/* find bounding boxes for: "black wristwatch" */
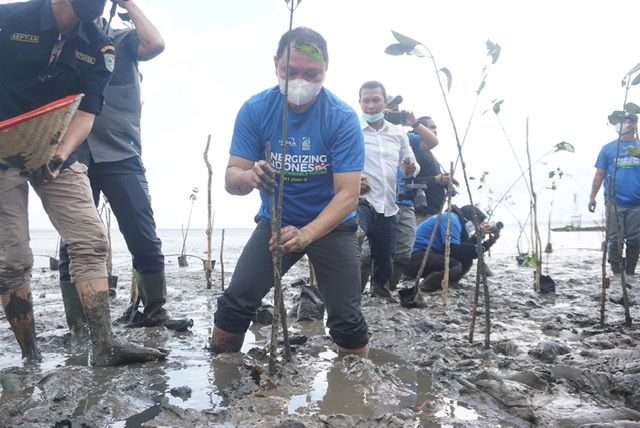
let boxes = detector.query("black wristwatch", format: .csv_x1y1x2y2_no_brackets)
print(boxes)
411,122,420,129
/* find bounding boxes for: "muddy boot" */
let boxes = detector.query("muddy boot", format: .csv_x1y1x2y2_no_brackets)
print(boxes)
625,240,640,276
60,280,89,338
608,242,622,275
388,261,406,291
208,326,245,353
296,284,325,321
136,271,193,331
76,278,168,367
1,286,42,363
371,281,391,298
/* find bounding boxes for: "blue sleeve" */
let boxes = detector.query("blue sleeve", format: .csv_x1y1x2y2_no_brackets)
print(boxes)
408,132,421,152
229,100,263,162
330,110,364,173
594,146,608,170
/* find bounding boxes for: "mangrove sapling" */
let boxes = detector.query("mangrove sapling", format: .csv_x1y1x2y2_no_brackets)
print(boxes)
178,187,198,267
385,31,501,347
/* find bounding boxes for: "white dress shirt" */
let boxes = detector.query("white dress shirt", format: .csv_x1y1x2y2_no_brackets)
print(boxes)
361,118,419,217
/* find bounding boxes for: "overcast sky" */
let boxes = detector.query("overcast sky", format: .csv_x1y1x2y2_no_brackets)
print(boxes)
8,0,640,231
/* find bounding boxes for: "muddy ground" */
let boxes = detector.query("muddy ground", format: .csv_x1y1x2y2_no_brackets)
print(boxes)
1,228,639,427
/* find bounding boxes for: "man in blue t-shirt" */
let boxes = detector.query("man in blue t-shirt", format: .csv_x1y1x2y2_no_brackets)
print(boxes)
211,27,369,356
589,114,640,275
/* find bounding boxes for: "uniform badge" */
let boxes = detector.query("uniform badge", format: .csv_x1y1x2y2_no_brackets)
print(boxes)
104,53,115,72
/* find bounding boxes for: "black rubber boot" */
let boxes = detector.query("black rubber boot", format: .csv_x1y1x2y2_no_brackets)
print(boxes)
608,241,623,275
135,271,193,331
60,280,89,337
388,261,406,291
625,240,640,276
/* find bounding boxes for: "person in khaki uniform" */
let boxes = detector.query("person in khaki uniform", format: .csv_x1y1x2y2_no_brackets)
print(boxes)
0,0,166,366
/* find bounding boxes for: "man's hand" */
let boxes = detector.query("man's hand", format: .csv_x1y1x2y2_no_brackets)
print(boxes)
23,155,64,185
270,226,311,253
253,160,278,194
360,175,371,195
402,158,417,175
588,197,596,213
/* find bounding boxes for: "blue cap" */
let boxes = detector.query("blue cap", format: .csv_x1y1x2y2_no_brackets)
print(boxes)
71,0,107,22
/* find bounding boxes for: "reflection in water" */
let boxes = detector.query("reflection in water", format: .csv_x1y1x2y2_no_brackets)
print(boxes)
287,347,479,425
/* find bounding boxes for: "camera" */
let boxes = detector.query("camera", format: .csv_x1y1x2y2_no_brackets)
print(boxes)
488,221,504,233
385,111,408,125
398,176,428,210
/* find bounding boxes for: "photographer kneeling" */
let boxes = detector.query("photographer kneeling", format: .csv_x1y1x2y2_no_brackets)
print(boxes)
404,205,501,291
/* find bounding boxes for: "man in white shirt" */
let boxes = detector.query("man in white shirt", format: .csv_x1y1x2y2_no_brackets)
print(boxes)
358,81,419,297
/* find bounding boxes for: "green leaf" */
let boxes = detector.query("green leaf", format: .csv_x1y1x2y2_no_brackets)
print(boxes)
627,62,640,76
296,43,324,62
521,254,538,268
486,40,501,64
409,46,427,58
632,74,640,86
439,67,452,92
391,30,421,47
385,43,414,56
554,141,575,153
623,146,640,157
548,171,556,179
608,111,625,125
625,102,640,114
492,99,504,114
476,80,486,95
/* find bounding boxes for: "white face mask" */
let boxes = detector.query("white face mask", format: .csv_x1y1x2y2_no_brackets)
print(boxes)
615,122,634,134
278,76,324,106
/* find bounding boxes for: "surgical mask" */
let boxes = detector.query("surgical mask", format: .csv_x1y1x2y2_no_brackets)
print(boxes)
361,112,384,122
615,123,634,134
277,76,323,106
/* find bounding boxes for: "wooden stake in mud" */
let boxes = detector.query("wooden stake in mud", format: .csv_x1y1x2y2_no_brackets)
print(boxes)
265,141,292,374
220,229,226,291
441,163,455,306
263,0,302,374
203,134,214,289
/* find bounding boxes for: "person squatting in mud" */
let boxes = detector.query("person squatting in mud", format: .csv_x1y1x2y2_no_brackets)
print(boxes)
0,0,166,366
210,27,369,355
57,0,192,334
404,204,501,292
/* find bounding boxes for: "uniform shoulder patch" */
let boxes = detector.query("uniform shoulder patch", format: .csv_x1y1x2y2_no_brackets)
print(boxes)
104,53,115,72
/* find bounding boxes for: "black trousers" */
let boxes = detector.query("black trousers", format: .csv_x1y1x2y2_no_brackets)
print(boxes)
59,156,164,280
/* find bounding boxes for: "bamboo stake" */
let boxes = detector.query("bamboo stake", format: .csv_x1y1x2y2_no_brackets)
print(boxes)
203,134,214,289
220,229,226,291
441,162,455,306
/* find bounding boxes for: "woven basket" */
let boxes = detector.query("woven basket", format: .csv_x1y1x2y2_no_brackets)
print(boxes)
0,94,84,171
